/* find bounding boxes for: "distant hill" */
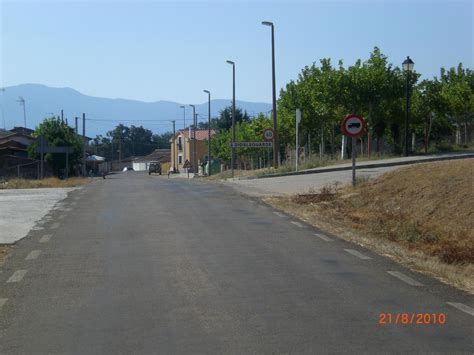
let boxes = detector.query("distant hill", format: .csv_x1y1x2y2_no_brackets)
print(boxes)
0,84,272,137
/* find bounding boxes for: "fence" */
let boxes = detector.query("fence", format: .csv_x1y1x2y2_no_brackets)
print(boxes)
0,160,42,179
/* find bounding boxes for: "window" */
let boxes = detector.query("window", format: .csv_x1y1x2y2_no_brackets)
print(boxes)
178,155,182,164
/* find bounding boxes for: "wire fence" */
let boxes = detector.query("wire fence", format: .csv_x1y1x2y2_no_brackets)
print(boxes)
0,160,41,179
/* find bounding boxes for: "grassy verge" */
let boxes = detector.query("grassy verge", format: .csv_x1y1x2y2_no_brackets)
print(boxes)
1,177,91,189
264,159,474,293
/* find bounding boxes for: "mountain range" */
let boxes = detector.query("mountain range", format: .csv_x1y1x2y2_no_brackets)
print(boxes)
0,84,272,138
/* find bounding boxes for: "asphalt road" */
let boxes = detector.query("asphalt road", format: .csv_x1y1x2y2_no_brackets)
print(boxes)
0,172,472,354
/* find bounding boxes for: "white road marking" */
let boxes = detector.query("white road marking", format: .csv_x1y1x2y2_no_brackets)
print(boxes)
25,250,42,260
273,211,286,218
0,298,7,310
447,302,474,317
291,221,305,228
314,233,333,242
51,222,60,229
7,270,28,283
344,249,372,260
31,226,44,231
387,271,424,287
39,234,52,243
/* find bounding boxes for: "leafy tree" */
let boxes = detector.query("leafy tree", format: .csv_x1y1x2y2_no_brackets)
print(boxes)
213,106,250,130
29,117,83,176
438,64,474,144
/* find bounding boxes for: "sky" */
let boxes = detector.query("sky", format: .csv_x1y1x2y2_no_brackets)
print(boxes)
0,0,472,104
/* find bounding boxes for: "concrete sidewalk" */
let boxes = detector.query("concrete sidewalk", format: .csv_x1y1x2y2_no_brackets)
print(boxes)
0,188,78,244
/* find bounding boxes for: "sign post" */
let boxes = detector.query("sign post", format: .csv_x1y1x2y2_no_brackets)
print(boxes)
296,108,301,172
341,114,366,186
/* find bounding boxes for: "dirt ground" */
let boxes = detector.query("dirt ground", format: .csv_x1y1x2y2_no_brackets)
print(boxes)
265,159,474,293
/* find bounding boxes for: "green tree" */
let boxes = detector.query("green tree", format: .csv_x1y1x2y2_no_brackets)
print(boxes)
29,117,83,176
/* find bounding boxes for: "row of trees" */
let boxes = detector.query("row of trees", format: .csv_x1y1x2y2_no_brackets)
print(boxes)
206,48,473,170
90,125,172,161
28,118,174,176
277,47,473,155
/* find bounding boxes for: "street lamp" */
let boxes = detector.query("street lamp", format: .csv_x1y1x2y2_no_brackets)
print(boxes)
180,105,186,162
262,21,279,168
16,96,27,128
402,56,415,156
226,60,236,177
0,88,6,129
203,90,211,176
189,104,196,175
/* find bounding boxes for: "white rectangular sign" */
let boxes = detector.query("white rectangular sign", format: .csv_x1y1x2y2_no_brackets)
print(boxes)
230,141,273,148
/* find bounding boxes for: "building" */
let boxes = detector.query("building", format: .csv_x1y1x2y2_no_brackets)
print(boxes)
131,149,171,171
0,127,37,178
170,129,216,173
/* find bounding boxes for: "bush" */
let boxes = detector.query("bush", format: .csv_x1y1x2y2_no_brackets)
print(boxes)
435,141,453,152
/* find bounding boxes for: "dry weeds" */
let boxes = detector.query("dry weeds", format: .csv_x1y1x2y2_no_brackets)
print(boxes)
265,159,474,293
2,177,90,189
0,245,10,267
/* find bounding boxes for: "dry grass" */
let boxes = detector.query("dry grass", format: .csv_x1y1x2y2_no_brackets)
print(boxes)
265,159,474,293
2,177,91,189
0,245,10,267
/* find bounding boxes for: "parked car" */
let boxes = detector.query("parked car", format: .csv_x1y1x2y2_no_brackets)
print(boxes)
148,162,162,175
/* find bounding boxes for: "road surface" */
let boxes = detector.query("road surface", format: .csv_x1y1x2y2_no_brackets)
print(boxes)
0,172,472,353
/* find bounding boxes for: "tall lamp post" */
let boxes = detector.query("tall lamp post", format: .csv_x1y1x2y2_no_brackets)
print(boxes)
402,56,414,157
262,21,279,168
189,104,196,175
203,90,211,176
226,60,236,177
16,96,27,128
180,105,186,162
1,88,6,129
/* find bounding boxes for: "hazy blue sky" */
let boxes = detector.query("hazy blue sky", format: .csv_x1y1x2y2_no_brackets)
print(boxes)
1,0,472,104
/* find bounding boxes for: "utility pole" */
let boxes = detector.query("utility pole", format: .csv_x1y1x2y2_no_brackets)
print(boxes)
203,90,211,176
61,109,64,124
75,117,78,134
226,60,236,177
1,88,6,129
82,113,86,176
171,120,176,172
16,96,27,128
189,104,196,175
180,105,186,163
119,127,122,164
194,113,197,176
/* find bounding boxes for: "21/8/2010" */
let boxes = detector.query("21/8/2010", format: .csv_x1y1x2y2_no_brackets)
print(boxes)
379,313,446,325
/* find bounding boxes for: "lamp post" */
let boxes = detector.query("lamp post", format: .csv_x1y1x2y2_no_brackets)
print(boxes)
262,21,279,168
180,105,186,162
402,56,414,157
226,60,236,177
189,104,196,175
203,90,211,176
0,88,6,129
16,96,27,128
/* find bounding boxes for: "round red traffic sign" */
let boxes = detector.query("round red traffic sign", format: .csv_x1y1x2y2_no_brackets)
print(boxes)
341,114,366,137
263,128,274,141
